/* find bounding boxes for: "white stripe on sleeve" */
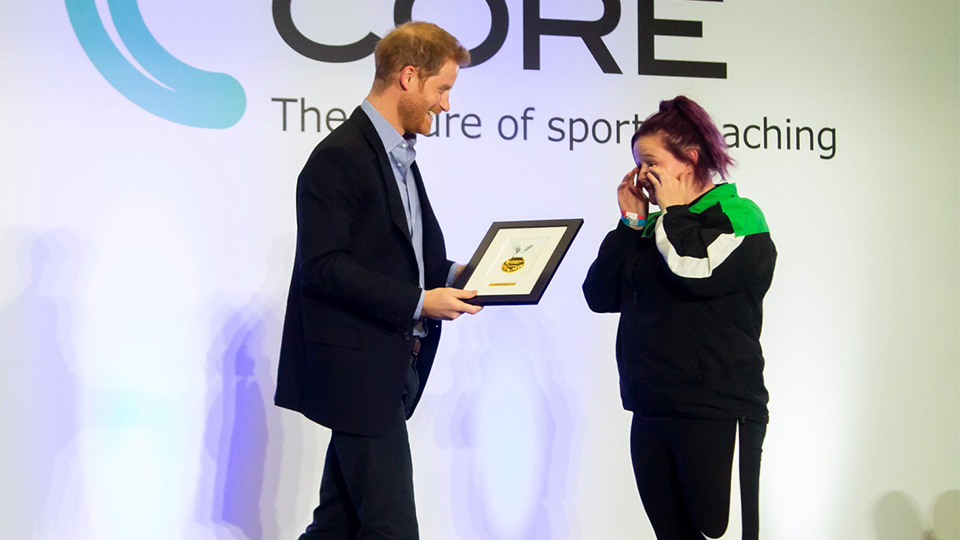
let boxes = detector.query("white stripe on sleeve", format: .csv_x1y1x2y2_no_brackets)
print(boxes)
655,211,743,279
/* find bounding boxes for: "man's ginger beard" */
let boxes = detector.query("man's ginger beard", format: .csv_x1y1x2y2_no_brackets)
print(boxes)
397,79,432,135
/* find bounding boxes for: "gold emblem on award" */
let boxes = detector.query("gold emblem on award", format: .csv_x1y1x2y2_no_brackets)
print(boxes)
502,257,525,272
502,241,534,273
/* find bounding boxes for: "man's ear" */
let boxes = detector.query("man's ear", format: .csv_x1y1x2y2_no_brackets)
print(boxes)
398,65,418,91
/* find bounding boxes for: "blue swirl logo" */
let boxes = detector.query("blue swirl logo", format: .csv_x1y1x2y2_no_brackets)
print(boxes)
65,0,246,129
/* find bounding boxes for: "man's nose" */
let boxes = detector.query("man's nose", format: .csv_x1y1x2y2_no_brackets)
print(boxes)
440,94,450,112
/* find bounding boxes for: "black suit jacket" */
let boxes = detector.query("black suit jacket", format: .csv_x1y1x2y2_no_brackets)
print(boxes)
275,106,451,437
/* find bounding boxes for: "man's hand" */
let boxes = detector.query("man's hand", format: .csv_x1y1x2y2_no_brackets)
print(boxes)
422,288,483,321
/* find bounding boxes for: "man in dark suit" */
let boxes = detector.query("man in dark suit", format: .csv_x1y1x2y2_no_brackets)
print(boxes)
275,21,481,540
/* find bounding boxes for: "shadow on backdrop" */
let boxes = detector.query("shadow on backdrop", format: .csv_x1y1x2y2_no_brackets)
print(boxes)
932,491,959,540
0,229,83,536
198,303,279,539
436,308,578,540
874,490,959,540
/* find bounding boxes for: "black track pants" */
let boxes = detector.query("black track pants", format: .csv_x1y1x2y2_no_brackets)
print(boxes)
630,414,766,540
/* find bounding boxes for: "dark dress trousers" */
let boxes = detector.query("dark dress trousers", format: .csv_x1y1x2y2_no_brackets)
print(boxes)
275,106,451,437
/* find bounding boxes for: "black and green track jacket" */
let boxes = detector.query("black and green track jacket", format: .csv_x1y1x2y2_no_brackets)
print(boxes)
583,183,777,423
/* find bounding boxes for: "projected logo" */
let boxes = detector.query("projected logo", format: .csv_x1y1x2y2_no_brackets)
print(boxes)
274,0,726,78
65,0,246,128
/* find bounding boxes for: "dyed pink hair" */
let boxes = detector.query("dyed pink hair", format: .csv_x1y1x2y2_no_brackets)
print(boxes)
632,96,734,184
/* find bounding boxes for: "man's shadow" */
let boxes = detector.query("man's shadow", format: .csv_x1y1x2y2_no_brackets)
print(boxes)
196,299,286,540
0,229,83,536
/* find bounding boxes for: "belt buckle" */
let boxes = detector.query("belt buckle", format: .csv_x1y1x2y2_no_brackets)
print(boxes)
411,338,421,357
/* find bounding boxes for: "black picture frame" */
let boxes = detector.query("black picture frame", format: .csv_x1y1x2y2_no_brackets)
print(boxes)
452,218,584,305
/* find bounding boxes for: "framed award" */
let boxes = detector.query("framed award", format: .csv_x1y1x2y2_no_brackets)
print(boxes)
452,218,584,305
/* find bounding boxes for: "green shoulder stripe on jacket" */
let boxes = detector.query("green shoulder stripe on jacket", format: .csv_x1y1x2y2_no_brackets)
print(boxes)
718,197,769,236
640,183,769,237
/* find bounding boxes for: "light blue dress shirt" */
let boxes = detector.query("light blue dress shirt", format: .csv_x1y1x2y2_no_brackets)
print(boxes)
361,100,456,329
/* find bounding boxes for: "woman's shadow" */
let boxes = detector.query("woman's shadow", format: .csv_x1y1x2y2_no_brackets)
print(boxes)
873,490,959,540
434,308,580,540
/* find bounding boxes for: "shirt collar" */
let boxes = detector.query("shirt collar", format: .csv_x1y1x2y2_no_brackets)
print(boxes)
361,99,415,155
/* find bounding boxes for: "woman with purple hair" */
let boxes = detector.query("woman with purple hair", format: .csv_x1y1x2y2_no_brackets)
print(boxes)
583,96,777,539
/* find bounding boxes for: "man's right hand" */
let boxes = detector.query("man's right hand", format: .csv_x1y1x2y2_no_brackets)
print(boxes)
422,288,483,321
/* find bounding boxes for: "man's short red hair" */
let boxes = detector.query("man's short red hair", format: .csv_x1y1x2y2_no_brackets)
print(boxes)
373,21,470,88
